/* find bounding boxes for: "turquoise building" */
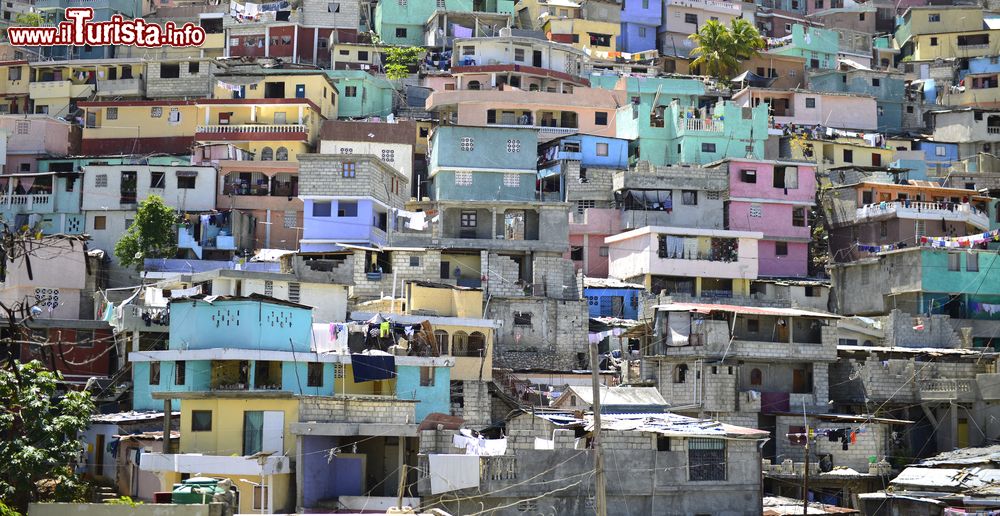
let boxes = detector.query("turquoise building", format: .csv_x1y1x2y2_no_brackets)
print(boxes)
429,125,539,201
590,74,768,165
768,24,839,70
374,0,515,46
0,171,84,235
130,296,453,421
327,71,396,119
808,69,906,134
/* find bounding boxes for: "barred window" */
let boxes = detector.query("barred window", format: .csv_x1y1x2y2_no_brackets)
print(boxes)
455,171,473,186
749,204,762,218
15,120,29,134
460,137,474,151
688,438,726,481
95,174,108,188
106,107,118,120
506,139,521,152
151,107,162,118
576,199,596,214
503,173,520,187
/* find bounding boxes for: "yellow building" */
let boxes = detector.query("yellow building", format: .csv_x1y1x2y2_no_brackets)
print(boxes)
29,59,146,117
543,17,620,55
895,6,1000,61
78,100,199,155
786,136,897,179
0,60,29,114
940,72,1000,108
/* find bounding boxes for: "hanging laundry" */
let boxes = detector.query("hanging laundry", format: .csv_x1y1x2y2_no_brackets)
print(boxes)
350,353,396,382
427,454,479,494
379,321,390,338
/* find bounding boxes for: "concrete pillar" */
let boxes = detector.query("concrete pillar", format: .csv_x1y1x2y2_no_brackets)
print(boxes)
162,399,172,453
950,401,959,450
265,209,272,248
491,208,497,239
295,436,303,510
265,25,270,57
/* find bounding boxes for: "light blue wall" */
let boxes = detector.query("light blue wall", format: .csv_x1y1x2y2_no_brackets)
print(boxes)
430,125,538,171
302,198,386,251
133,360,212,411
395,365,451,422
808,71,905,132
168,299,313,352
960,57,1000,83
576,135,630,169
915,141,960,172
327,71,395,118
432,170,536,201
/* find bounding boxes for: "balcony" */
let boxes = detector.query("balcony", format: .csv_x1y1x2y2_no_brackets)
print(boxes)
196,124,308,140
988,126,1000,134
676,117,724,133
141,452,291,476
117,304,170,333
29,80,94,99
0,193,52,211
417,455,517,493
489,123,578,135
96,77,144,97
855,201,989,230
918,378,976,402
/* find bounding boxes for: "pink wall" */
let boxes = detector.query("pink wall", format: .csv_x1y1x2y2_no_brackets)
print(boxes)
757,240,808,277
566,234,611,278
727,161,817,203
727,201,812,240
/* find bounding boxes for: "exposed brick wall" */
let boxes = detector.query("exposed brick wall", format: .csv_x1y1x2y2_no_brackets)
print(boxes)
298,395,417,424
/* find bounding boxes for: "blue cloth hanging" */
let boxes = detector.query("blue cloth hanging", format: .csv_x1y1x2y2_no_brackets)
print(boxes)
351,354,396,383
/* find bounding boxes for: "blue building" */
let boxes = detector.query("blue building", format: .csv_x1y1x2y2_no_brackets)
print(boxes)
130,295,453,422
429,125,539,202
538,133,631,201
583,277,644,319
958,57,1000,84
0,171,84,235
619,0,661,53
807,69,906,134
297,154,410,252
33,0,145,60
913,139,961,177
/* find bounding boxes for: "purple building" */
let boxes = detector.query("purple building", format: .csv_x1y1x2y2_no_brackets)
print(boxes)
619,0,661,53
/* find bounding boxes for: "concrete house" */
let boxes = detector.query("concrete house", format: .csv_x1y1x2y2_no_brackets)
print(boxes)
318,119,416,189
0,235,94,320
583,277,645,319
448,35,590,93
731,87,878,132
659,0,754,62
216,159,302,251
297,153,409,252
715,158,818,278
767,24,840,70
326,71,395,118
807,68,906,134
619,0,662,53
79,100,199,156
0,170,84,236
80,164,218,262
374,0,515,47
928,108,1000,160
28,59,146,118
894,6,1000,62
541,0,621,55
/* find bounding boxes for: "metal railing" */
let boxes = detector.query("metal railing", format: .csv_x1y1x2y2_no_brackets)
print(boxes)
196,124,307,134
677,118,724,132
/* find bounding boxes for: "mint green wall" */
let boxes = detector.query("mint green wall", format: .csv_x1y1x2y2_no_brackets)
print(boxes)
328,71,395,118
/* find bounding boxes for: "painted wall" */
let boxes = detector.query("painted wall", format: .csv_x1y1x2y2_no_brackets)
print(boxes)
80,165,217,212
168,299,313,352
395,364,450,422
328,71,394,118
756,240,809,277
583,287,642,319
302,198,386,248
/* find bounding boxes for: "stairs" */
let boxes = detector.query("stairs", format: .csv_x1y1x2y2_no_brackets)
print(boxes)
94,485,118,503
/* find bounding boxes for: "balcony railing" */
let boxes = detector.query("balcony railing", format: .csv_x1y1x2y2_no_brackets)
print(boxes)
197,124,307,134
677,118,724,132
856,201,989,229
488,122,578,135
919,378,975,401
0,193,51,208
988,126,1000,134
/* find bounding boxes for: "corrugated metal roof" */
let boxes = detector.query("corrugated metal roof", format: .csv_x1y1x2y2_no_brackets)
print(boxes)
560,386,668,407
653,302,840,319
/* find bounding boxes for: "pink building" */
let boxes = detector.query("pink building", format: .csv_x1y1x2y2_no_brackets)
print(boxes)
567,207,621,278
0,115,80,174
717,158,817,277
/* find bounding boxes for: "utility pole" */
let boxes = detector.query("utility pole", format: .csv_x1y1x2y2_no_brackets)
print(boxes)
589,342,608,516
801,397,809,515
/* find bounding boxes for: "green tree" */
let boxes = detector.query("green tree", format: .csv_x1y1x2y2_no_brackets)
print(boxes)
0,361,94,513
114,195,177,269
383,45,423,81
13,12,44,27
688,18,765,80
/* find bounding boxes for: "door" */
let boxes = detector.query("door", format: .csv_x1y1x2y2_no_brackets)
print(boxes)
792,369,807,393
295,84,305,98
440,261,450,279
262,411,284,454
95,433,105,476
120,171,137,204
958,418,970,448
611,296,624,317
872,153,882,167
532,50,542,67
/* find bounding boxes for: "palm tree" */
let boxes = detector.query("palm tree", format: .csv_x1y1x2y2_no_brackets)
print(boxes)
688,19,738,80
688,18,766,80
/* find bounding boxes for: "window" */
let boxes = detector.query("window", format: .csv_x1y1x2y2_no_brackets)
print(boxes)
689,438,726,481
344,85,357,97
682,190,697,205
7,66,20,81
381,149,395,162
514,48,525,61
749,204,762,218
357,51,369,61
460,137,474,151
936,146,946,157
460,210,477,227
261,147,274,161
570,246,584,261
701,142,716,153
740,169,756,183
175,361,186,385
177,176,196,189
596,142,609,156
747,319,760,332
455,171,473,186
775,241,788,256
507,139,521,153
805,97,816,108
188,61,200,74
252,485,269,511
191,410,212,431
792,207,806,227
275,146,289,161
312,202,332,217
328,1,340,11
657,436,670,451
639,27,647,38
948,253,961,271
879,221,887,237
284,210,297,228
595,112,608,125
600,246,609,257
342,162,356,177
151,106,162,118
307,363,323,387
15,120,28,135
395,27,407,38
930,37,938,46
684,13,698,24
338,201,358,217
106,107,118,120
673,364,688,383
872,78,880,87
160,63,180,78
968,253,979,272
843,149,854,163
514,312,532,326
503,173,521,187
928,13,940,22
420,366,435,386
150,171,165,188
93,216,107,230
149,362,160,384
410,256,420,267
750,368,762,386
